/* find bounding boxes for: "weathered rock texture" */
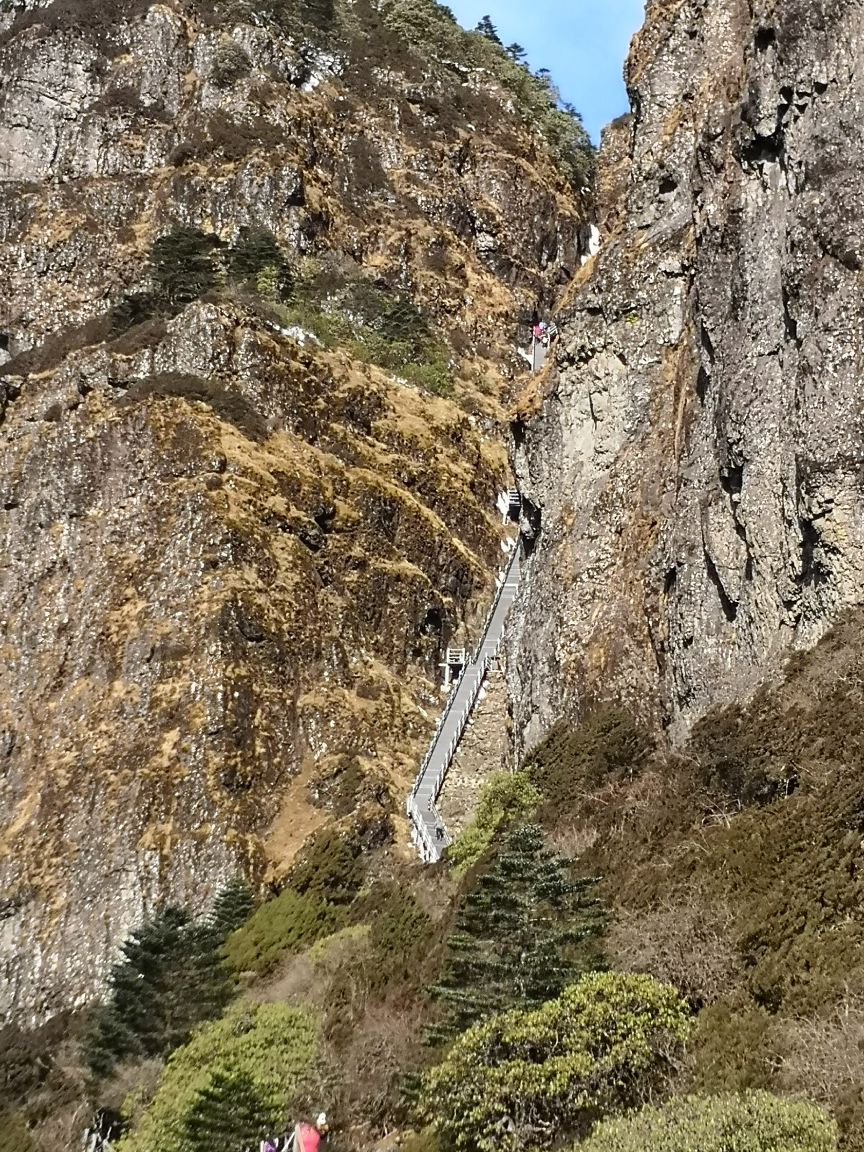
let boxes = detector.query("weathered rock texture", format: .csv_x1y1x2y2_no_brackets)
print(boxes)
0,0,586,1023
512,0,864,746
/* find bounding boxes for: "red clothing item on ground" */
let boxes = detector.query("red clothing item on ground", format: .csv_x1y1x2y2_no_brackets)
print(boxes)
297,1123,322,1152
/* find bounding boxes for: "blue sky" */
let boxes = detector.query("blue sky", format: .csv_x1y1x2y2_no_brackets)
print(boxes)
446,0,646,142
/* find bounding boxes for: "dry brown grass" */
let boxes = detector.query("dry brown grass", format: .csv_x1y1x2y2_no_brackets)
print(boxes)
608,892,742,1010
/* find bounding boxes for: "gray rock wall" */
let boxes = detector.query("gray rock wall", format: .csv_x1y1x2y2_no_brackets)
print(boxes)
511,0,864,745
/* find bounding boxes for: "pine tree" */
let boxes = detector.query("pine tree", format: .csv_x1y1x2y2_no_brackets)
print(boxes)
429,824,604,1043
149,226,220,308
474,14,501,44
206,877,256,939
85,905,236,1076
505,42,527,64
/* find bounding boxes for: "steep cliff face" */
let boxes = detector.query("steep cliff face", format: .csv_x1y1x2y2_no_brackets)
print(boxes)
0,0,587,1023
512,0,864,745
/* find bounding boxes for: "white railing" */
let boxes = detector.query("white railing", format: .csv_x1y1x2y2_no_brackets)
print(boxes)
406,540,522,863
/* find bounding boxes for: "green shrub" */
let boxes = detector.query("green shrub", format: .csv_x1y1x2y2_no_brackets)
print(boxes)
400,356,452,396
419,971,691,1152
381,0,464,58
208,41,251,88
259,0,335,34
578,1091,838,1152
687,1004,781,1094
228,227,292,299
289,828,365,905
117,1001,318,1152
365,882,435,992
225,889,345,975
448,770,540,876
276,261,452,392
377,0,595,189
85,906,236,1078
206,877,256,938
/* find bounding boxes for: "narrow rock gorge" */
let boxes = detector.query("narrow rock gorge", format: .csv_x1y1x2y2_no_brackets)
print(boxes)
8,1,864,1151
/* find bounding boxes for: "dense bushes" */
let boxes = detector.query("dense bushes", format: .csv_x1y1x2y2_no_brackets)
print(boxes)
578,1092,838,1152
149,227,221,308
419,972,691,1152
278,258,452,394
226,830,366,974
229,227,293,299
145,224,293,314
225,889,345,975
117,1001,318,1152
526,707,653,821
377,0,594,188
520,622,864,1146
289,827,365,906
361,881,437,994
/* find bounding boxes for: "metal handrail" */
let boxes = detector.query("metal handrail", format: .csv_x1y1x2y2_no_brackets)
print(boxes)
406,539,522,862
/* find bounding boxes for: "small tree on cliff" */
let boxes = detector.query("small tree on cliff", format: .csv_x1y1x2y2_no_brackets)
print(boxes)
475,14,501,44
205,877,255,938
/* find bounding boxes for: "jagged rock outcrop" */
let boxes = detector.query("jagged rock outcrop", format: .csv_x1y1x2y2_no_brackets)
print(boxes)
0,0,587,1023
512,0,864,745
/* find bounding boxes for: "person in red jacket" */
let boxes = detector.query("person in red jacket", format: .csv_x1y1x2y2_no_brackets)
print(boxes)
291,1112,329,1152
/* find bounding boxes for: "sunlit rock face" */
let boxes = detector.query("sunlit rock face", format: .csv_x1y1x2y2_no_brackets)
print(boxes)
0,0,587,1022
511,0,864,745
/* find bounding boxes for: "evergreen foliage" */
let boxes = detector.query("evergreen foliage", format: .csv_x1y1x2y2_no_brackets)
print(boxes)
447,770,540,877
117,1001,318,1152
149,227,221,308
258,0,335,34
225,889,345,975
419,972,692,1152
578,1091,838,1152
182,1068,274,1152
278,259,452,394
360,881,435,993
526,707,653,820
228,227,293,300
379,0,594,188
85,906,236,1078
430,823,604,1043
147,225,292,313
206,877,256,939
289,828,365,906
474,14,500,43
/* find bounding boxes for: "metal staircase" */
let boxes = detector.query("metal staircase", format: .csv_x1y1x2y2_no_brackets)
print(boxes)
406,539,523,863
